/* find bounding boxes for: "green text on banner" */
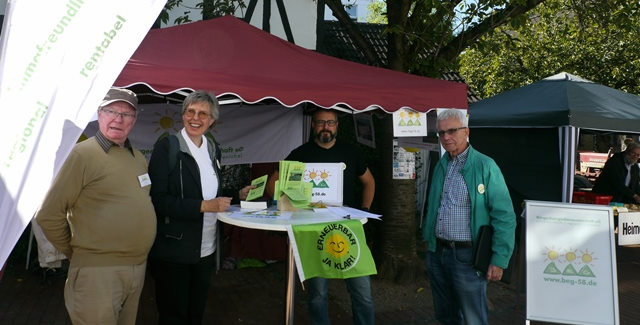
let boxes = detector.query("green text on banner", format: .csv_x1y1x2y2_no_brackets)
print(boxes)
287,219,377,282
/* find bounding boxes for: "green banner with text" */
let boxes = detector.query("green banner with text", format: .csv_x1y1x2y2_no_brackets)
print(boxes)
289,219,376,281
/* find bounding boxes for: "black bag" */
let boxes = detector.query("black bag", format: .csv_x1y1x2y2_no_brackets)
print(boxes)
472,225,517,284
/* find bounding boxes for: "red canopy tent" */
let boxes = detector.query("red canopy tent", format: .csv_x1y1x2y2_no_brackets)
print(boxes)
112,15,468,263
114,15,467,112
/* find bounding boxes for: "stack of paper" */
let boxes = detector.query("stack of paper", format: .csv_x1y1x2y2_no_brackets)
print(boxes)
240,200,267,210
274,160,312,209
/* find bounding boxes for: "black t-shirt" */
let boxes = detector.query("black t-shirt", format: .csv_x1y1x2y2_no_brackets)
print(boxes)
286,140,367,207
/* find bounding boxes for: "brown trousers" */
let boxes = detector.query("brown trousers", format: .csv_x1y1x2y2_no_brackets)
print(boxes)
64,262,146,325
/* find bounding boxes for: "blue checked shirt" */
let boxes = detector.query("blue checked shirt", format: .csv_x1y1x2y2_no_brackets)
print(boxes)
435,147,472,241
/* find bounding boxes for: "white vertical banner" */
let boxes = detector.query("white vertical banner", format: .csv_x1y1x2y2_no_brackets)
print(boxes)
0,0,167,266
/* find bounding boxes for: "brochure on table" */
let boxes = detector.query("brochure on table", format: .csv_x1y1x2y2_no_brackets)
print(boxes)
275,160,312,209
525,201,618,325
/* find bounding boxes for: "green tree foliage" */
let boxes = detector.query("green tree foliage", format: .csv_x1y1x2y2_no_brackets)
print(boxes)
366,0,387,24
157,0,246,25
324,0,545,76
459,0,640,98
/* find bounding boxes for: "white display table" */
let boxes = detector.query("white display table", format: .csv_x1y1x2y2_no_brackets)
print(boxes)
217,207,367,325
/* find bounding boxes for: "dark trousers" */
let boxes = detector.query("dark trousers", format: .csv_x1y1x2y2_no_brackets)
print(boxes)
149,254,214,325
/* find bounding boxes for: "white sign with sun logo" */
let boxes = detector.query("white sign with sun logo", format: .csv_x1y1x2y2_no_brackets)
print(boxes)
525,201,619,325
392,107,427,137
303,163,343,206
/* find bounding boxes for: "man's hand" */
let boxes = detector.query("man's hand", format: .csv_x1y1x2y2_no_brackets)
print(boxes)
239,185,256,200
486,264,504,282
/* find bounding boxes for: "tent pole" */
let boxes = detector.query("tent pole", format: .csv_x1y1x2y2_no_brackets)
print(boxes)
560,126,578,202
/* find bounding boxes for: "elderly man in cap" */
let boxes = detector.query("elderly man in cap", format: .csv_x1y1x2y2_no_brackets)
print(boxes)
37,87,156,325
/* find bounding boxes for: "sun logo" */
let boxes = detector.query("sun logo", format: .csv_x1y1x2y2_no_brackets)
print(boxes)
578,249,597,265
543,246,561,262
564,249,578,263
154,108,181,134
306,169,331,188
326,234,350,258
153,107,182,143
542,246,563,275
577,249,597,277
317,223,361,271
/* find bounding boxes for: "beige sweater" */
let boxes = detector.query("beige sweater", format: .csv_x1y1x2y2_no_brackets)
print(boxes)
36,137,156,268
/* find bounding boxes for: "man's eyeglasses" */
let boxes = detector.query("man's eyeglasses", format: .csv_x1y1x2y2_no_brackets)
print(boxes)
100,108,136,120
437,127,467,137
184,109,211,119
314,120,338,127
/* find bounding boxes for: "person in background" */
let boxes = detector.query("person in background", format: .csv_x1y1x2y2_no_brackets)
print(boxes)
422,109,516,325
267,109,375,325
147,90,252,324
624,137,634,151
592,142,640,204
36,88,155,324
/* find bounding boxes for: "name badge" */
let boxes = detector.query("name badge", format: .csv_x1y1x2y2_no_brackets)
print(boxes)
138,173,152,187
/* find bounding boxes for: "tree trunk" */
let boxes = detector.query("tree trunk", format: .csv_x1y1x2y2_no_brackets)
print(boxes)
386,0,410,71
374,115,423,284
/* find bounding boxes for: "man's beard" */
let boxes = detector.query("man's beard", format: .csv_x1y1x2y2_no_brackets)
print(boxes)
625,154,637,165
315,130,336,144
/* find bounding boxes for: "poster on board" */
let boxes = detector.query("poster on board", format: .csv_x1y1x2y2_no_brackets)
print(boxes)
353,114,376,148
392,140,416,179
525,201,619,325
303,163,343,206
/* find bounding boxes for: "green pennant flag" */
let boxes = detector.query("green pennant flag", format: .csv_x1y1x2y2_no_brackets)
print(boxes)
288,219,377,281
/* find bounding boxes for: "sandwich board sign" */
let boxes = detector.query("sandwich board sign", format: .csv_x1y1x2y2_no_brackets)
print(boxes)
525,201,619,325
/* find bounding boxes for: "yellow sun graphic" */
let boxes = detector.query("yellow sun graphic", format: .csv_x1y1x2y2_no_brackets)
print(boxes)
543,246,561,262
326,234,350,258
154,108,182,133
565,250,577,263
306,169,331,181
579,249,596,265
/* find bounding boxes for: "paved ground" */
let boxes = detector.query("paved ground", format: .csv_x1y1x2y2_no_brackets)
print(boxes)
2,240,640,324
